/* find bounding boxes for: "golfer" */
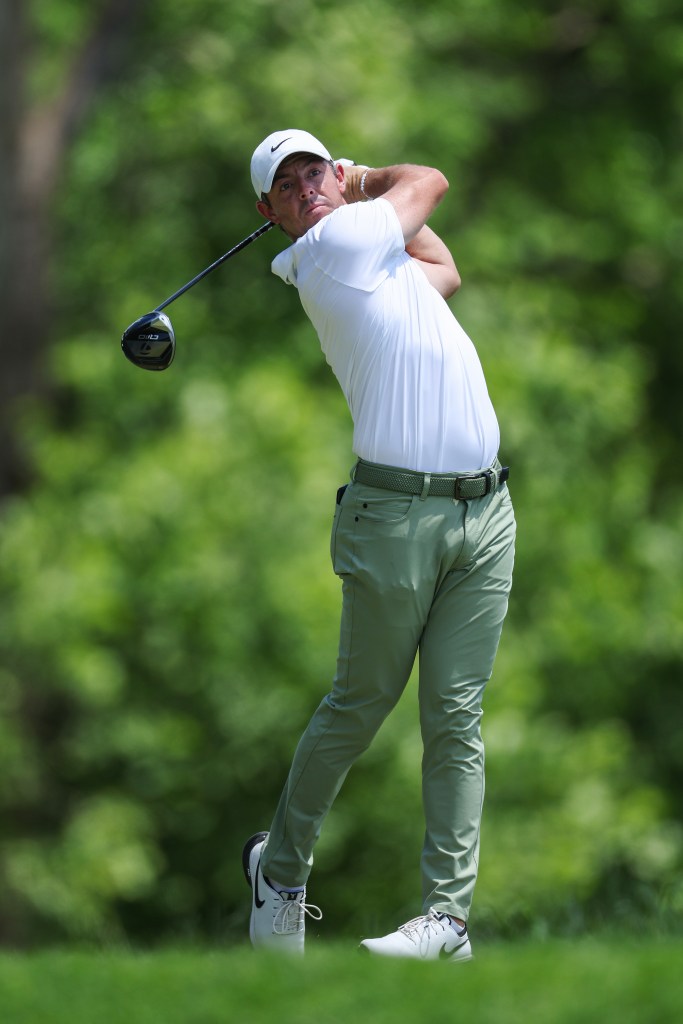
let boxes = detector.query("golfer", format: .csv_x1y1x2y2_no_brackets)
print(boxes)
242,129,516,961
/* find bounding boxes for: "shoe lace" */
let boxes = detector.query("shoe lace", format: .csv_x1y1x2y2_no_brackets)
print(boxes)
273,893,323,935
399,908,448,953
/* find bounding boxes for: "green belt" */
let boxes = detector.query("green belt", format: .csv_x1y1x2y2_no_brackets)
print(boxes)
353,458,509,500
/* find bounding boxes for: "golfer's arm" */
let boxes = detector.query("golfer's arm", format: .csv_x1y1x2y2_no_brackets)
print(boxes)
359,164,458,297
361,164,448,243
406,226,461,299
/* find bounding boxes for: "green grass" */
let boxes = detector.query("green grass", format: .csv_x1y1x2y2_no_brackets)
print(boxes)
1,939,682,1023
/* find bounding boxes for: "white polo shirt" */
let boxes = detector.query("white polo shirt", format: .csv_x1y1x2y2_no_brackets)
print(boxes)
271,199,499,473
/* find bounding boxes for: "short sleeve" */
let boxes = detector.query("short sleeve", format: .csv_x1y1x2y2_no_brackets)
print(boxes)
304,198,405,291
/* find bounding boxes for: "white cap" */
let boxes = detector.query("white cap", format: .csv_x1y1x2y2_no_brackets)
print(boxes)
251,129,333,197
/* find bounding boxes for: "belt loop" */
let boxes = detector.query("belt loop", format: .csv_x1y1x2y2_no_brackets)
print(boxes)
351,461,359,483
420,473,431,500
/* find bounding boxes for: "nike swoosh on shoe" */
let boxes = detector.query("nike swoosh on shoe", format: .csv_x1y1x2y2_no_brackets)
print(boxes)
438,937,470,961
254,866,266,909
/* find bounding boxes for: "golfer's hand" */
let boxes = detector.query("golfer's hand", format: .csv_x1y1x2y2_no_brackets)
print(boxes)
335,159,371,203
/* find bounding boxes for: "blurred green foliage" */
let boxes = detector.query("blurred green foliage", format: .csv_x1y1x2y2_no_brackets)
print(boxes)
2,941,683,1024
1,0,682,945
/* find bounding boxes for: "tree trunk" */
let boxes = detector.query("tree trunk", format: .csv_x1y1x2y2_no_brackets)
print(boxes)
0,0,142,497
0,0,31,494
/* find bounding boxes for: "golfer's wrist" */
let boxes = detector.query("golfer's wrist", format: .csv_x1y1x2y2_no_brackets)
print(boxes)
339,164,373,204
359,168,375,201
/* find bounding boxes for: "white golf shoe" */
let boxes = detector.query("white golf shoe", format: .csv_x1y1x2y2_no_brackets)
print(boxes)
242,832,322,954
360,908,473,962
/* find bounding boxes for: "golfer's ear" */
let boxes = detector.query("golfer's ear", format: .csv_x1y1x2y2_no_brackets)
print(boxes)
256,200,279,224
335,163,346,193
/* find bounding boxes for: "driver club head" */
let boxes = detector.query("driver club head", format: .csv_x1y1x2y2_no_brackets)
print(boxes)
121,311,175,371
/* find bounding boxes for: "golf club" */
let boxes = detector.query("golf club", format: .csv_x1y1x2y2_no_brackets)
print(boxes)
121,220,276,370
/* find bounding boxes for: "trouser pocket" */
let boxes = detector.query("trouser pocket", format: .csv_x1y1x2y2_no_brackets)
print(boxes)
330,484,349,571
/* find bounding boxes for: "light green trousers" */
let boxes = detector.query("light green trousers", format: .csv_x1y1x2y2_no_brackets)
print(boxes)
260,464,516,921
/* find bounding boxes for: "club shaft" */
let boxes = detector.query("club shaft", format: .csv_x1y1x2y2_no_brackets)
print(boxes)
155,221,275,312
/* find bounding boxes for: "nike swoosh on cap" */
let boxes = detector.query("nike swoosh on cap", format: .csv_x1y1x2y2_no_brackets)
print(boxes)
271,137,292,152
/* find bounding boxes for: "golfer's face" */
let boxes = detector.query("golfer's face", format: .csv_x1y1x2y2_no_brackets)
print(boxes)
259,155,346,240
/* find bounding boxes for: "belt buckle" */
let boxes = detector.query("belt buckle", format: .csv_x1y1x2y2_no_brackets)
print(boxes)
453,476,471,500
454,470,492,500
